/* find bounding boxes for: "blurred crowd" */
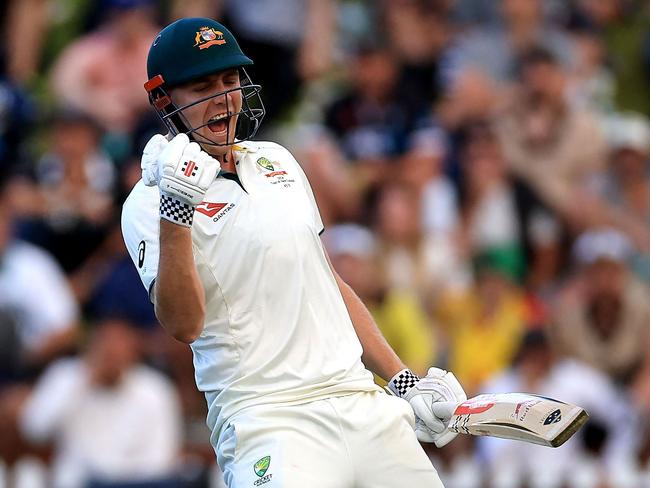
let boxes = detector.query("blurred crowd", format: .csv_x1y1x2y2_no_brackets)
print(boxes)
0,0,649,487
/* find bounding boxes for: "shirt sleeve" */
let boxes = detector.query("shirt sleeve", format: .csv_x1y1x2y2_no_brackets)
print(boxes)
285,150,325,235
121,182,161,298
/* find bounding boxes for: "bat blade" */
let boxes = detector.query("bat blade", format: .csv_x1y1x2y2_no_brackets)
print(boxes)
447,393,589,447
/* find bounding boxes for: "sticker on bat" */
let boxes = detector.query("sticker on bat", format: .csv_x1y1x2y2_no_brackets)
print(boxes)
454,396,496,415
543,409,562,425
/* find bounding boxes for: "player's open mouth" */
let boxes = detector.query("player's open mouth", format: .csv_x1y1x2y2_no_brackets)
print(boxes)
207,113,230,134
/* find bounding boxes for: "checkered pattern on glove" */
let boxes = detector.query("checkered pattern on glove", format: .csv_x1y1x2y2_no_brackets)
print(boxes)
160,194,194,227
388,369,420,397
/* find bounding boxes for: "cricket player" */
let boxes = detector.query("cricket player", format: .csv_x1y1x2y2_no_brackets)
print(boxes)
121,17,466,488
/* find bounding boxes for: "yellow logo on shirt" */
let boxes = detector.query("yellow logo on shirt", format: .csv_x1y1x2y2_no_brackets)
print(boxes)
256,157,288,178
254,455,270,477
256,157,275,171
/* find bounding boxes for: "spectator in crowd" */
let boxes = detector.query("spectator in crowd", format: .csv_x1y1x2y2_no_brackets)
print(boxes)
550,229,650,403
13,109,116,274
49,0,159,134
373,182,443,306
0,74,34,173
621,422,650,487
456,120,562,299
0,175,79,382
496,46,607,232
325,44,409,191
494,46,650,268
435,249,530,394
566,23,616,114
3,0,49,85
222,0,337,123
575,0,650,116
18,319,183,488
441,0,575,86
598,112,650,278
478,329,636,488
324,223,437,377
435,64,498,141
400,127,470,296
450,0,502,27
600,113,650,228
0,13,36,172
0,173,79,479
85,251,158,328
381,0,451,121
404,128,456,232
458,121,524,278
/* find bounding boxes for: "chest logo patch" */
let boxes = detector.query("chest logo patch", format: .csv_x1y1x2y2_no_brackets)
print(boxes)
256,157,274,171
196,201,228,217
256,157,288,178
254,456,270,477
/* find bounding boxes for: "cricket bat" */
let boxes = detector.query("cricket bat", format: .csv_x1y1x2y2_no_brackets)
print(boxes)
447,393,589,447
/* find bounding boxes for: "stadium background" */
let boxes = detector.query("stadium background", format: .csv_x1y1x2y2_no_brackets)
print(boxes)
0,0,649,487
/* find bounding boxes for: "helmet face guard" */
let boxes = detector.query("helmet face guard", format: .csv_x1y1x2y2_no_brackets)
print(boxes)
144,67,265,147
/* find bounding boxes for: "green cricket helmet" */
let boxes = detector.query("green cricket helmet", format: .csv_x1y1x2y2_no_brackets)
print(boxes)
144,17,265,146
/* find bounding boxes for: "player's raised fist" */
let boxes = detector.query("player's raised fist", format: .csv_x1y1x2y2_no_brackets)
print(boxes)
158,134,220,206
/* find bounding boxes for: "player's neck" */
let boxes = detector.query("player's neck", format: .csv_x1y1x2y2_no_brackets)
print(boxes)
219,150,237,174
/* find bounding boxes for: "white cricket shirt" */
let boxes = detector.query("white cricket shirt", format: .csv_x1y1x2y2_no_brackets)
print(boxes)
121,140,379,443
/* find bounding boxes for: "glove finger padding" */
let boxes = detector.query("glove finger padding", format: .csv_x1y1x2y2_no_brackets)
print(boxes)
430,400,457,424
141,134,169,186
429,401,459,447
160,133,190,171
432,430,458,448
423,368,467,403
401,368,467,447
407,391,449,434
415,418,437,443
414,403,460,447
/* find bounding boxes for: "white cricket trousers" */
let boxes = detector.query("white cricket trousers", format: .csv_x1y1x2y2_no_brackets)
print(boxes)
216,390,445,487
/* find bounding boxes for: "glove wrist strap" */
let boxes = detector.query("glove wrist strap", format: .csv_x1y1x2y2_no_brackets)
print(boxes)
160,194,195,227
388,368,419,398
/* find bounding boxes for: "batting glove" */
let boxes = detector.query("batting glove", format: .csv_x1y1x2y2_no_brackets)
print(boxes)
141,134,168,187
388,367,466,447
155,134,220,227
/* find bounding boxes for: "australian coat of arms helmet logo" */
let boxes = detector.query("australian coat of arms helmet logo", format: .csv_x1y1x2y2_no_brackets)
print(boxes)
194,27,226,49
